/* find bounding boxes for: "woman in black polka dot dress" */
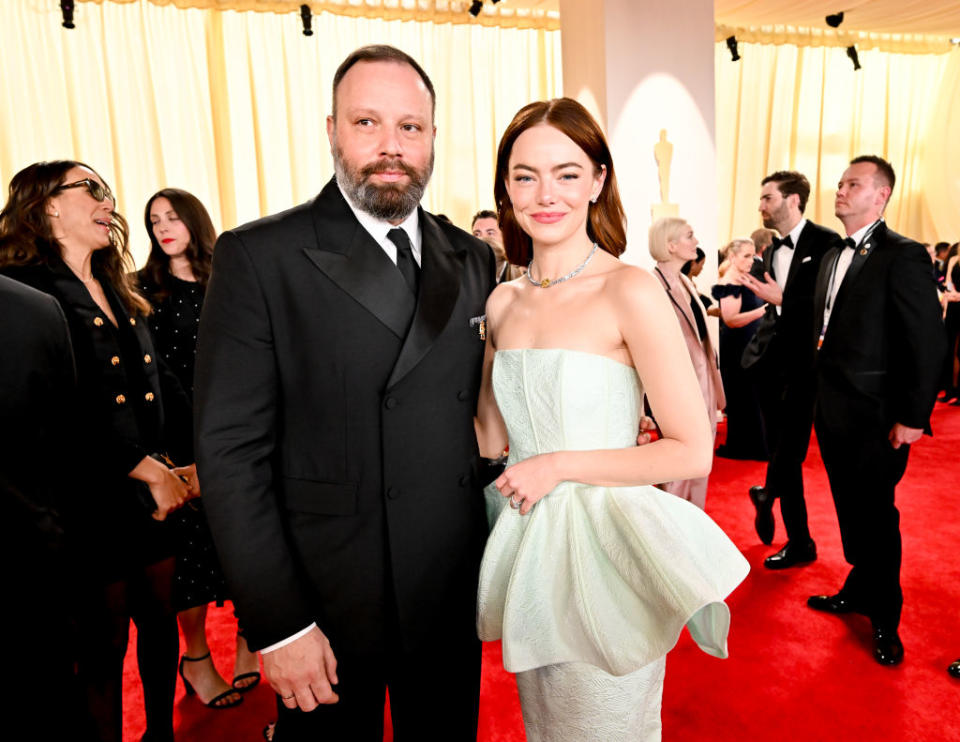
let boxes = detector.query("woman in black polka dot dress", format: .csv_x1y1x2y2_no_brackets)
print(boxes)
139,189,260,709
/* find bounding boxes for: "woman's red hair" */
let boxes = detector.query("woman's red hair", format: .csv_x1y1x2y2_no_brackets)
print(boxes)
494,98,627,267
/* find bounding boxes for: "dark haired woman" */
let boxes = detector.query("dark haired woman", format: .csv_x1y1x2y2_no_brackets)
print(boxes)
139,189,260,708
474,99,748,741
0,161,195,742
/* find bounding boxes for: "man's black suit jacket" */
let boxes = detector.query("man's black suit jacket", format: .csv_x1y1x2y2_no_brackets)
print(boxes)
195,180,497,655
743,220,840,377
812,222,945,434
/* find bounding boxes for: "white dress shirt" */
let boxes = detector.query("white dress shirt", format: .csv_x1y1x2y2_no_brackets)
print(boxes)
821,219,881,336
772,218,806,316
339,182,422,267
261,184,424,655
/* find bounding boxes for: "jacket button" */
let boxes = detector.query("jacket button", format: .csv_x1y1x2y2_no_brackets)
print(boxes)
93,317,104,327
143,354,152,364
144,392,155,402
385,397,398,410
386,487,399,500
459,474,470,487
457,390,468,401
129,317,137,326
115,394,126,405
110,356,120,366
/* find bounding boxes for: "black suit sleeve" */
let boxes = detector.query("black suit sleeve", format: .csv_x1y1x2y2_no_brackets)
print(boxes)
194,231,314,649
889,243,946,429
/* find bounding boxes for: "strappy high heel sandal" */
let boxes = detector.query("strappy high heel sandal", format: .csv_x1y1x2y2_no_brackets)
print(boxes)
178,652,244,708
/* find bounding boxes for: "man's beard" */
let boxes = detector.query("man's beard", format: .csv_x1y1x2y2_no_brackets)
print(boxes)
333,140,434,222
762,201,788,230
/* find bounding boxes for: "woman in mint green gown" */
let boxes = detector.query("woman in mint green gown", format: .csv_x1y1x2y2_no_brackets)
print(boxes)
474,98,749,742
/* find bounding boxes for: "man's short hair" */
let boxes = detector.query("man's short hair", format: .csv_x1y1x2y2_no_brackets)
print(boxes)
332,45,436,120
751,228,777,252
761,170,811,213
850,155,896,194
471,209,498,228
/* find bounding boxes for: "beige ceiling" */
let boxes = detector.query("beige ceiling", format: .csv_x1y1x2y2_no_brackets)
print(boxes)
503,0,960,37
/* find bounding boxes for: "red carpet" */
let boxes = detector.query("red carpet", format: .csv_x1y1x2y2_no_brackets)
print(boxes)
123,402,960,740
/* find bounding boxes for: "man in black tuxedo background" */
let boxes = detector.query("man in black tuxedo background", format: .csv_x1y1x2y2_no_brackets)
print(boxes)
195,46,496,740
740,171,840,567
806,155,944,665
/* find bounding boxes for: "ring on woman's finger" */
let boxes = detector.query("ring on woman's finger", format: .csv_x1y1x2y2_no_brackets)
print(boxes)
281,693,296,700
510,496,521,509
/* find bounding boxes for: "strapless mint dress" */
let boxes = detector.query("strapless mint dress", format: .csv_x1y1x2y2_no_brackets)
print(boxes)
477,349,749,741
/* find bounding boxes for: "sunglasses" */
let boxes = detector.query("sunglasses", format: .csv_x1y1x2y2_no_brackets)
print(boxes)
56,178,115,204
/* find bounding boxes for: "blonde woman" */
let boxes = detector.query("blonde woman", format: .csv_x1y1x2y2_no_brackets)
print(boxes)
649,217,725,509
712,238,768,460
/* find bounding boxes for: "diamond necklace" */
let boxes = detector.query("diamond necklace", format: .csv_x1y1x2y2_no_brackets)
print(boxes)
526,243,600,289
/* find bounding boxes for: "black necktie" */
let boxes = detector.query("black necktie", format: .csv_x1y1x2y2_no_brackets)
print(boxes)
773,235,793,250
387,228,420,296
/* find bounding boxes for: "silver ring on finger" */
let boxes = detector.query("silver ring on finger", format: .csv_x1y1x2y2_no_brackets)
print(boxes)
510,496,521,509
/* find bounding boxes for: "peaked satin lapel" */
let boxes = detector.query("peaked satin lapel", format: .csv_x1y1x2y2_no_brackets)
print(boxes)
655,268,697,336
302,180,414,339
387,210,465,388
813,247,839,337
831,221,884,318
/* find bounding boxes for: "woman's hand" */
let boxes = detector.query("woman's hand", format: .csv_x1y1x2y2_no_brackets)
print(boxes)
173,463,201,499
495,453,561,515
129,455,190,521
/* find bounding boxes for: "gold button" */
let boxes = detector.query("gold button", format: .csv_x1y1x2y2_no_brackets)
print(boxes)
143,354,152,364
115,394,126,405
110,356,120,366
93,317,104,327
144,392,155,402
129,317,137,326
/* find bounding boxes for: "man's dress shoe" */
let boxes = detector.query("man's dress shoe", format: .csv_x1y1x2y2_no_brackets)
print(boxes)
872,628,904,666
948,659,960,679
806,593,860,614
749,486,775,545
763,540,816,569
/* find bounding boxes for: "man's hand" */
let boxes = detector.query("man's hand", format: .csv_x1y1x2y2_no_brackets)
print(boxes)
739,271,783,306
263,626,339,711
888,423,923,449
637,415,658,445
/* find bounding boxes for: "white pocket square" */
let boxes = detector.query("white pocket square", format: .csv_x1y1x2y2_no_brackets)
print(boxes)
801,256,812,263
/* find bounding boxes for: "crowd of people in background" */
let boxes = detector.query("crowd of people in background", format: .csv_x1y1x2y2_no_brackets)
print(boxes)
0,42,956,742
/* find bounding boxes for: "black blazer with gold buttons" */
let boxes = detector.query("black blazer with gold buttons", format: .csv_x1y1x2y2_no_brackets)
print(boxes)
1,257,192,484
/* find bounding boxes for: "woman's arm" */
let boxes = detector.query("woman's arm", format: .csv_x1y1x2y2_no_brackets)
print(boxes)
719,293,766,328
475,289,509,459
494,268,713,514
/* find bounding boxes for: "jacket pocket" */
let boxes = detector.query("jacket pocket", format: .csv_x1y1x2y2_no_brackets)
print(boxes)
281,478,357,516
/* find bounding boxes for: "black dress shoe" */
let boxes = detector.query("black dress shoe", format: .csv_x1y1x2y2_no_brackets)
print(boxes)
873,628,904,666
764,540,816,569
948,659,960,679
807,592,861,614
749,486,775,545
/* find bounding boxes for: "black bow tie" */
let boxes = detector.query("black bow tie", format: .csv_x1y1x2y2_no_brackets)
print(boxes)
773,235,793,250
843,237,856,250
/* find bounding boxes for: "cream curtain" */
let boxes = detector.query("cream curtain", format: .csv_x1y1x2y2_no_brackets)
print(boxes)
0,0,561,264
715,40,959,245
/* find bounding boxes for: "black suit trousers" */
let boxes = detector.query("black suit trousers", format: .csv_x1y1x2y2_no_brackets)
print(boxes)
756,369,816,543
814,412,908,630
273,577,481,742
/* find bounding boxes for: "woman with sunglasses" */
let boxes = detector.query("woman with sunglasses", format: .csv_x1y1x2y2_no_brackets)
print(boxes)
138,188,259,710
0,161,196,742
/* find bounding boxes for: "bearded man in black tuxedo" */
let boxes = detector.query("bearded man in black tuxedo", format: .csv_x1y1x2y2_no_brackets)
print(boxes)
740,171,840,566
806,155,944,665
195,45,497,740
